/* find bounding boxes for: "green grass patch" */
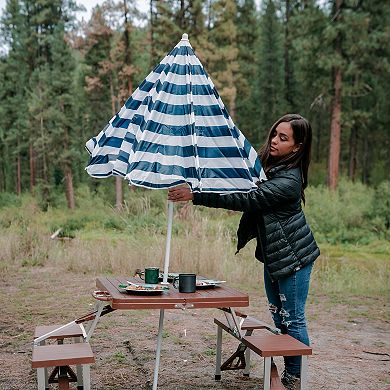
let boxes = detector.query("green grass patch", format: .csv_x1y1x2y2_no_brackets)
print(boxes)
0,181,389,302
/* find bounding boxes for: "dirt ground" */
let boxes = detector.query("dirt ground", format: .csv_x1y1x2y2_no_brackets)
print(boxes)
1,266,389,390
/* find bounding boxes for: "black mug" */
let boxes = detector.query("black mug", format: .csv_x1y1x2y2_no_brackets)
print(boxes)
173,273,196,293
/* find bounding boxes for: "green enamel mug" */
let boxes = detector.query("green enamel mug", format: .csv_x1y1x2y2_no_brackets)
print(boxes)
141,267,160,284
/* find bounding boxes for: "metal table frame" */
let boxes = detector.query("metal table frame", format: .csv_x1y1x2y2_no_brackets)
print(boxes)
92,276,249,389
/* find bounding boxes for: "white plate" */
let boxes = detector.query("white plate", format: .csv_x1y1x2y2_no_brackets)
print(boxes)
196,279,226,288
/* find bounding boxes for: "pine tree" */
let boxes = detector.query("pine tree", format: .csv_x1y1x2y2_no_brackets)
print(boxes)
235,0,260,145
26,0,78,207
1,0,31,194
201,0,239,118
289,1,329,168
48,25,78,209
150,0,205,66
150,0,180,65
256,0,284,140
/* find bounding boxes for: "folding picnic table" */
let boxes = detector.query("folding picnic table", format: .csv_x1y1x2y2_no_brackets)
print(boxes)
91,276,249,389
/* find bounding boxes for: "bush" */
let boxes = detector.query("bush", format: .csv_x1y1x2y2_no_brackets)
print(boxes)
371,181,390,236
305,179,377,244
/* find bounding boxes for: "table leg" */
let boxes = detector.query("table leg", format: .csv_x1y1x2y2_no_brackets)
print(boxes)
243,330,253,376
85,301,105,342
37,368,46,390
263,357,271,390
74,336,83,388
152,308,165,390
300,355,308,390
215,325,222,380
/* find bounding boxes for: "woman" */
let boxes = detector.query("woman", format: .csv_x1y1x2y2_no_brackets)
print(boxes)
168,114,320,390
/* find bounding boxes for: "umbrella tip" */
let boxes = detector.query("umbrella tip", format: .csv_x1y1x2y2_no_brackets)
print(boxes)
182,33,189,41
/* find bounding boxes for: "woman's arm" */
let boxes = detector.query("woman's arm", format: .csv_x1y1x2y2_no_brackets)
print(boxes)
168,169,301,212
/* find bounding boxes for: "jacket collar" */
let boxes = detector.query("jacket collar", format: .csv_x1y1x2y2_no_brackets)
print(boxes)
267,165,287,177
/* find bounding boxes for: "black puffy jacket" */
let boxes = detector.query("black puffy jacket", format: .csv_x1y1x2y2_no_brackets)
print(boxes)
192,165,320,280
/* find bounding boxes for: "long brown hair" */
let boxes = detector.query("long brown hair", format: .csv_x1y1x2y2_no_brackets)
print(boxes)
259,114,313,203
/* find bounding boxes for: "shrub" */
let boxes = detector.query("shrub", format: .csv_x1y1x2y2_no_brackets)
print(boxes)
305,179,376,244
371,181,390,236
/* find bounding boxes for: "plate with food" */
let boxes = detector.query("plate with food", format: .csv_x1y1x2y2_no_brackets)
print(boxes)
118,282,169,295
195,279,226,289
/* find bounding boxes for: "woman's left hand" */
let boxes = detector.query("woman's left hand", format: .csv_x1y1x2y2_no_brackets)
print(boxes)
168,186,194,202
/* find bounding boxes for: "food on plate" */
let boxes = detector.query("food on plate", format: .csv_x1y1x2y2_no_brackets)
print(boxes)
126,285,163,291
196,281,209,286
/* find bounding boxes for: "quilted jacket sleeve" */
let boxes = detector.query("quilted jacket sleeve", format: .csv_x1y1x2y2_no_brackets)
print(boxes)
192,168,301,212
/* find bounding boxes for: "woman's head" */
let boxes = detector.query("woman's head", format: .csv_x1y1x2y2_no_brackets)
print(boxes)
259,114,313,200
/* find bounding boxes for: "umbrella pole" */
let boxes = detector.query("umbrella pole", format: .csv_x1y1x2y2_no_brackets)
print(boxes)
152,201,173,389
153,308,165,390
162,201,174,284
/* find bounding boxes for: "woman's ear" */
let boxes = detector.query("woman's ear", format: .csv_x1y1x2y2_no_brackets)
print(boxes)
293,143,302,153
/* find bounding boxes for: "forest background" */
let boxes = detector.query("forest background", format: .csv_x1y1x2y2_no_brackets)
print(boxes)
0,0,389,281
1,2,389,389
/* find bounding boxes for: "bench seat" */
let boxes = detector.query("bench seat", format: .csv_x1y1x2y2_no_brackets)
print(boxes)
32,343,95,369
242,334,312,357
242,334,312,390
32,326,94,390
34,323,84,341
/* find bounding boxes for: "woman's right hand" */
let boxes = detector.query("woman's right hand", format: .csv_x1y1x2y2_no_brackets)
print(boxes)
168,186,194,202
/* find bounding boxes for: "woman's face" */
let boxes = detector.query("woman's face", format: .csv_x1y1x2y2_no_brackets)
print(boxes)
270,122,300,158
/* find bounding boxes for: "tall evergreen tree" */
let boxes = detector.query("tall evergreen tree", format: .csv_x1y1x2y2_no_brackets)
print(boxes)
48,25,78,209
150,0,205,66
201,0,239,118
1,0,31,194
256,0,284,141
289,1,329,169
327,0,343,190
150,0,179,65
235,0,260,145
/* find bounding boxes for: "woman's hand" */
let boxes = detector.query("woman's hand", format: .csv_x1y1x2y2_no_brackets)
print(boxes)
168,186,194,202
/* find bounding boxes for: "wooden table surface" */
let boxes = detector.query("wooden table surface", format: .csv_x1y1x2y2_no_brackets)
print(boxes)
96,276,249,310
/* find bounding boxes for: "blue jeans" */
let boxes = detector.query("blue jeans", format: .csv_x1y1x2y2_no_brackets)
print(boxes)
264,262,314,376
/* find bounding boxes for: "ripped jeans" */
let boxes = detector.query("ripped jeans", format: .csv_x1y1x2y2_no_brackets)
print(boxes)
264,262,314,376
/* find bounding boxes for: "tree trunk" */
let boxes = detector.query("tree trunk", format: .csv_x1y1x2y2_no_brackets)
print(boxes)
362,135,369,184
63,126,75,209
40,113,50,208
150,0,155,67
29,142,35,193
327,67,342,190
327,0,343,190
16,154,21,195
348,124,358,181
315,112,322,163
123,0,133,98
284,0,293,108
64,165,75,209
110,74,123,209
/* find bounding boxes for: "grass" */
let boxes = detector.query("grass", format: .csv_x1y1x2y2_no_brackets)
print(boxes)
0,189,389,302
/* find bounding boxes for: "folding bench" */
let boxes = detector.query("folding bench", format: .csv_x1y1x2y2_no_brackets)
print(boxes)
32,323,94,390
214,310,312,390
32,342,95,390
242,333,312,390
214,309,280,378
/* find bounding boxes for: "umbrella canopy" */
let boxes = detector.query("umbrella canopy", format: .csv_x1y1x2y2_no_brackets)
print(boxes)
86,33,264,192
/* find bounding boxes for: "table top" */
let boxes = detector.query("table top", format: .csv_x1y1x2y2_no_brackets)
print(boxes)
95,276,249,310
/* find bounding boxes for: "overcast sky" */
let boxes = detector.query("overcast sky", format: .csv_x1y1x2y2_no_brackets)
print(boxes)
0,0,150,22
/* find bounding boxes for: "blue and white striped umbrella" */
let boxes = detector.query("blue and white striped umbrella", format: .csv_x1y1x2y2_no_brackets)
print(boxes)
85,33,265,390
86,33,264,193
